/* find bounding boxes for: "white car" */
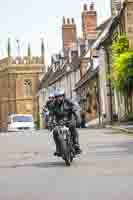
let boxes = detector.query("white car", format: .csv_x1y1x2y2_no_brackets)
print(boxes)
8,114,35,132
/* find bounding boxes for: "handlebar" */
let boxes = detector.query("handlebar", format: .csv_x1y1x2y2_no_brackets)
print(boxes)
50,119,72,127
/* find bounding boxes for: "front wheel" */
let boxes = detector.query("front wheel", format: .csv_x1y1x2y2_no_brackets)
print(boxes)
65,158,71,166
65,138,74,166
58,136,71,166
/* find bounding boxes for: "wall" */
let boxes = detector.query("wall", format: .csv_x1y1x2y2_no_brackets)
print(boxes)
0,58,44,131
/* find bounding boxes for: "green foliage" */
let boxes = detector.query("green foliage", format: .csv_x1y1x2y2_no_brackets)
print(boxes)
111,35,133,92
112,35,129,57
112,52,133,91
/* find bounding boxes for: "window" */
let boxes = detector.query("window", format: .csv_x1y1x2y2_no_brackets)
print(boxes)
24,79,32,96
13,115,33,122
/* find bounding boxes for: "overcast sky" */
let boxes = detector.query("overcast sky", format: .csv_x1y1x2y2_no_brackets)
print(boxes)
0,0,111,64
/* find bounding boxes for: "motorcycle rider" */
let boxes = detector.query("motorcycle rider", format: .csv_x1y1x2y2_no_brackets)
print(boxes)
52,88,82,156
42,93,55,129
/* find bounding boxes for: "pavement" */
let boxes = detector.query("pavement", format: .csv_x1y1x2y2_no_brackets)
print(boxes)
106,123,133,134
86,117,133,134
0,128,133,199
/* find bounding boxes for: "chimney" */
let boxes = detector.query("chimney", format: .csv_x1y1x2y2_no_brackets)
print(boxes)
81,2,97,40
62,17,77,55
72,18,75,24
90,2,94,10
67,18,70,24
63,16,66,24
83,3,88,11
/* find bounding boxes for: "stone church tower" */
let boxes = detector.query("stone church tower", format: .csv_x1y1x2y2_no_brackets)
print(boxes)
0,39,45,131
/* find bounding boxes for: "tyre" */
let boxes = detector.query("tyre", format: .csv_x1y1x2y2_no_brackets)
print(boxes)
64,145,71,166
64,148,71,166
58,135,70,165
70,153,73,162
65,138,73,166
65,159,71,166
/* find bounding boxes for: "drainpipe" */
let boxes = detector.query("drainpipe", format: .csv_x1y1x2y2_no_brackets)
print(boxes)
105,47,113,124
96,73,101,126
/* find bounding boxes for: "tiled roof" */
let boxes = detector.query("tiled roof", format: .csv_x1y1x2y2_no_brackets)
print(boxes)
39,67,53,89
96,17,112,31
49,58,80,85
40,57,80,88
84,15,119,58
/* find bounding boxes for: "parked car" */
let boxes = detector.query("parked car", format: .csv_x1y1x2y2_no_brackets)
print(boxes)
8,114,35,132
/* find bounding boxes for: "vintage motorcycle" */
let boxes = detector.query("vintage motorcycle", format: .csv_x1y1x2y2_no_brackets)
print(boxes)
50,120,76,166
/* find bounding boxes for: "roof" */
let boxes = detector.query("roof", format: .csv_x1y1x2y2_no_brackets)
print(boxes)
96,17,112,31
49,57,80,85
75,1,127,91
39,56,80,89
75,67,99,90
39,66,53,89
84,15,119,58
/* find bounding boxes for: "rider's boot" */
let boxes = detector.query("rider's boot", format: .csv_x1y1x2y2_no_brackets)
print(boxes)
54,143,61,157
74,144,82,154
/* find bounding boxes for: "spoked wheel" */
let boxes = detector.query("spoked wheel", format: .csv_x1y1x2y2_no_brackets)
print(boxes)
65,141,74,166
58,136,71,166
70,148,75,162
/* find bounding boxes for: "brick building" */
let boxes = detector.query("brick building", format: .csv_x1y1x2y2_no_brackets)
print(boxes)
62,17,77,52
81,2,97,40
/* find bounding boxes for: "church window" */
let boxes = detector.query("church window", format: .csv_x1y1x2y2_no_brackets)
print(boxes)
24,79,32,96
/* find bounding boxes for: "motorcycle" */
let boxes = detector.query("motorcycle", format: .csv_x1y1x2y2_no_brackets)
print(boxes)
50,120,76,166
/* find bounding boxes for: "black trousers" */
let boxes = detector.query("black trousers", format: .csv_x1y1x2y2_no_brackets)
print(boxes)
53,121,79,152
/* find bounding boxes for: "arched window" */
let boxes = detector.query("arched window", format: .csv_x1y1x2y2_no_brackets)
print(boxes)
24,79,32,96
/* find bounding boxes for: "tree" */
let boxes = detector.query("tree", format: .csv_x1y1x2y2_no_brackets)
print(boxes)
112,35,129,57
112,51,133,91
111,35,133,113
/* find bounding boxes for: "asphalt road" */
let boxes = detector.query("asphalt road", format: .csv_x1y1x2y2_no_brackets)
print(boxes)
0,128,133,200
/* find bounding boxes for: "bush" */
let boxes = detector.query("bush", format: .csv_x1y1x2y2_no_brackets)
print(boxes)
111,35,133,92
111,51,133,91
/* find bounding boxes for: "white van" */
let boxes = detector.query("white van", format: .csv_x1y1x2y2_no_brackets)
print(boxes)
8,114,35,132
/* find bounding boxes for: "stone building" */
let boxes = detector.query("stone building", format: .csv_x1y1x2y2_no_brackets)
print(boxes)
49,51,80,99
74,0,133,125
0,39,45,131
39,2,105,127
39,50,80,128
111,0,133,48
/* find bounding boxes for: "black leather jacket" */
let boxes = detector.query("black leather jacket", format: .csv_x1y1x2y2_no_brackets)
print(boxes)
53,98,80,123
